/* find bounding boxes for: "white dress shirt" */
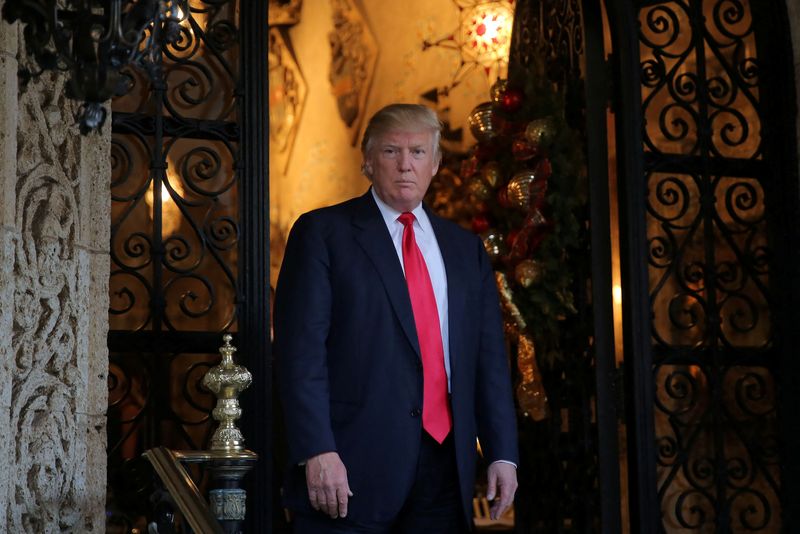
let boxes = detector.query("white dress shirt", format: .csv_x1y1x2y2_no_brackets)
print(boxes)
371,188,517,470
371,187,452,390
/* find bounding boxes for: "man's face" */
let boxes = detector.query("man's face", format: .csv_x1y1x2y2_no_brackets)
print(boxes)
365,129,440,213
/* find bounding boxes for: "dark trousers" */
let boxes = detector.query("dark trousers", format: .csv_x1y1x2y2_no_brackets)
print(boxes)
293,433,469,534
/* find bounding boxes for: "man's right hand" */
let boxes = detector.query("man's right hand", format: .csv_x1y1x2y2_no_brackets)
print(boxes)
305,451,353,519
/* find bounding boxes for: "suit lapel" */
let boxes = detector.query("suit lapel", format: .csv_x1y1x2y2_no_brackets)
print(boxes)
426,206,467,376
352,191,421,357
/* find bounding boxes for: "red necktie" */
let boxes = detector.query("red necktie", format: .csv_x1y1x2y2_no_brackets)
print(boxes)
397,212,452,443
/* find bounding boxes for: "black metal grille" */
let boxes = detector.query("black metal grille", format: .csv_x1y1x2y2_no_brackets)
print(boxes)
106,0,242,527
109,131,239,333
638,1,781,530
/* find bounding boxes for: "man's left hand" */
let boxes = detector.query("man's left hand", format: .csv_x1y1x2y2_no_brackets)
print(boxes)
486,461,518,520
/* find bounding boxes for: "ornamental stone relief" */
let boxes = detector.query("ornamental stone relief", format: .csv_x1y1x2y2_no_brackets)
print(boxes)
0,21,109,533
12,70,85,532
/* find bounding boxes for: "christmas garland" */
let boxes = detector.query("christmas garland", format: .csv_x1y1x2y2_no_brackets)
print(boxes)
427,66,588,419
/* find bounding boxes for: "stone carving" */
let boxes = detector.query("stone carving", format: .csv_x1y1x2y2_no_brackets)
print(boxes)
1,22,108,533
11,68,83,532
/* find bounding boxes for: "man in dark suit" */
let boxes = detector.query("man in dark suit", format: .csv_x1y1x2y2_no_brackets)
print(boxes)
275,104,519,533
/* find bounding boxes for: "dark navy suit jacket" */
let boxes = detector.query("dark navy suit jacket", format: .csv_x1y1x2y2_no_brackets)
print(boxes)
274,190,519,524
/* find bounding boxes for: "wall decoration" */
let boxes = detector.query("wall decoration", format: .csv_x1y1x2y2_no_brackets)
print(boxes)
329,0,378,145
269,27,308,173
268,0,302,26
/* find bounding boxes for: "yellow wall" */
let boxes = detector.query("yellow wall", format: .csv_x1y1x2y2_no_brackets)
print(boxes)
270,0,499,285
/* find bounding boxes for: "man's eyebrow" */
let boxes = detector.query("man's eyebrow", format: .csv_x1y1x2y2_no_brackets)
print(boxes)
379,143,428,151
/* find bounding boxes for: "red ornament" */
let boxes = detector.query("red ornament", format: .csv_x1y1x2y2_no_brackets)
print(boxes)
509,226,531,259
497,187,511,209
460,156,479,178
512,134,539,161
471,214,490,234
474,142,499,161
501,88,524,112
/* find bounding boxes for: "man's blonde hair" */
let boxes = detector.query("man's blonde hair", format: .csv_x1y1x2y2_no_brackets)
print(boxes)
361,104,442,162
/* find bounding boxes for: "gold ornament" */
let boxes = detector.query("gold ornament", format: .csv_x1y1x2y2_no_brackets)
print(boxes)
469,102,498,142
514,259,543,288
481,230,507,260
525,117,556,146
467,176,492,201
490,79,509,104
480,161,502,188
495,272,526,332
516,334,550,421
506,170,543,210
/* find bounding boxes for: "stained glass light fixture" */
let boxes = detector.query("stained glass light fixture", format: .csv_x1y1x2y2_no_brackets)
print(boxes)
423,0,514,91
459,0,514,70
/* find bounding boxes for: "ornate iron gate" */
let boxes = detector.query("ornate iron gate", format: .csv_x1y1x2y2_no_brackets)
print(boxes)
106,0,270,529
606,0,800,531
513,0,800,532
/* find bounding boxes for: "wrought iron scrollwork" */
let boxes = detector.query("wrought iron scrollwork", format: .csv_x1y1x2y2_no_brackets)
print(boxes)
511,0,583,89
164,2,238,121
107,0,241,528
111,111,238,331
639,0,761,159
641,2,780,531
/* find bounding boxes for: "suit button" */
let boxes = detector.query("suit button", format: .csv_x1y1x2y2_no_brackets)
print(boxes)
410,408,421,417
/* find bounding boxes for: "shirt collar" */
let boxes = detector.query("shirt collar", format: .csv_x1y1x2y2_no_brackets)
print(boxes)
370,187,431,234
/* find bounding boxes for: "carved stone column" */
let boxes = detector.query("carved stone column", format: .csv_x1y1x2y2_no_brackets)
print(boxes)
0,3,110,531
